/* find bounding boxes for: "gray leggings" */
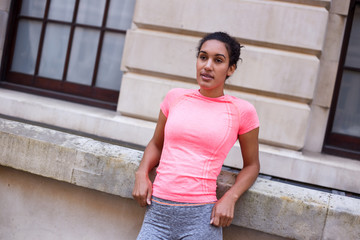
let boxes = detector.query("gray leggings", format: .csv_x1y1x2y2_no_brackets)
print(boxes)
137,197,222,240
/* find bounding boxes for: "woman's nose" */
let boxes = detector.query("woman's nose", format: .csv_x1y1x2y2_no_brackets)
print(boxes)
204,59,213,70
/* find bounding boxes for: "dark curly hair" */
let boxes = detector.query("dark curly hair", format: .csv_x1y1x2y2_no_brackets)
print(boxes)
197,32,243,69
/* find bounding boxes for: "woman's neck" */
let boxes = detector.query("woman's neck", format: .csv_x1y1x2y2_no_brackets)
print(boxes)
199,88,224,98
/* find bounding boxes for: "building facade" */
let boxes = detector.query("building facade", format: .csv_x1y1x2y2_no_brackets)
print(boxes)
0,0,359,239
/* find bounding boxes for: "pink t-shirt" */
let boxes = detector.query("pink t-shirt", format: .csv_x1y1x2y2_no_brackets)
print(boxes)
152,88,259,203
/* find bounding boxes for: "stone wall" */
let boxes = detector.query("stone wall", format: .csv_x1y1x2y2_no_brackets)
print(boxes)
119,0,332,152
1,117,359,240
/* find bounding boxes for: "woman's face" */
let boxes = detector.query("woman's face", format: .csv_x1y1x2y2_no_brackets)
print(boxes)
196,40,235,97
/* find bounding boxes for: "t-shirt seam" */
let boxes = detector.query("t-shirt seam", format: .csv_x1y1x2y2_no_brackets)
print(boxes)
201,102,233,194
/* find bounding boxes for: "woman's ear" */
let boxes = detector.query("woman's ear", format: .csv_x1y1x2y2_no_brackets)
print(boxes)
227,64,236,78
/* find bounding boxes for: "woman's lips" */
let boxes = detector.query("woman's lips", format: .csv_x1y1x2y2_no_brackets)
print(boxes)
200,73,214,81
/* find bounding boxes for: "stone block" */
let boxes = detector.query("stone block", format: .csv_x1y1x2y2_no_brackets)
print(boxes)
227,89,310,150
322,194,360,239
274,0,330,8
0,89,155,147
123,30,319,101
231,45,319,101
133,0,328,51
303,104,329,152
312,59,339,108
0,0,10,11
321,13,346,62
121,30,197,78
258,145,360,195
0,118,143,198
330,0,351,15
118,72,196,121
217,171,330,239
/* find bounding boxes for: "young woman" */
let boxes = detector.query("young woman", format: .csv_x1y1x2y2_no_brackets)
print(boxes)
133,32,260,240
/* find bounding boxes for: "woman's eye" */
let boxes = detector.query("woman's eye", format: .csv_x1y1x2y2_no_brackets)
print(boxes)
199,55,207,60
215,58,223,63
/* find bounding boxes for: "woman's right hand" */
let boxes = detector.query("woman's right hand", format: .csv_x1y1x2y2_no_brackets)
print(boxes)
132,111,167,207
132,171,153,207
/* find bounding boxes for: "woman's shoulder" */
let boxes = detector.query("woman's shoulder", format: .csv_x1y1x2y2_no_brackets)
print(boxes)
227,95,256,112
227,95,259,131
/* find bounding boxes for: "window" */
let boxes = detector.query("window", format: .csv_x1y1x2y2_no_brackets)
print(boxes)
0,0,135,110
323,0,360,160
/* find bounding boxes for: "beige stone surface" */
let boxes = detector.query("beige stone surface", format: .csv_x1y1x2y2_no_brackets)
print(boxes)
1,89,359,194
0,88,155,147
223,142,360,195
303,104,329,152
330,0,351,15
0,166,145,240
311,12,346,108
133,0,328,51
0,0,10,11
218,169,360,240
123,30,320,100
260,145,360,194
119,73,310,149
219,176,330,239
224,225,291,240
320,13,346,62
274,0,330,8
0,117,143,198
227,89,310,150
322,194,360,240
0,165,290,240
230,45,319,101
312,59,340,107
121,30,197,78
1,119,359,239
118,72,196,121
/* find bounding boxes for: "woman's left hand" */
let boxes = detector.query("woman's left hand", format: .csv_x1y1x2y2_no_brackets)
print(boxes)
210,195,236,227
210,128,260,227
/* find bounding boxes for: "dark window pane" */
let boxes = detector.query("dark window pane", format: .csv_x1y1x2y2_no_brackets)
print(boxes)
345,5,360,69
107,0,135,30
76,0,106,26
11,20,42,74
67,27,100,85
48,0,75,22
332,70,360,137
39,23,71,80
96,32,125,90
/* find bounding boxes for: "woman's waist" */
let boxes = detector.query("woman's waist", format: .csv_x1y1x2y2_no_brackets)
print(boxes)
151,196,216,206
152,174,218,203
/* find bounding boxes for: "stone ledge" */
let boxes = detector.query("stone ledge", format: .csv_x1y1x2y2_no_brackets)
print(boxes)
0,118,143,198
0,118,359,239
2,89,359,195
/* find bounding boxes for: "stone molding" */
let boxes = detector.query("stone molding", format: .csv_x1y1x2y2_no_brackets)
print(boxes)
0,117,359,240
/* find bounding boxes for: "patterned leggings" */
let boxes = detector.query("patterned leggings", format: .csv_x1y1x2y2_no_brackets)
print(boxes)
136,197,222,240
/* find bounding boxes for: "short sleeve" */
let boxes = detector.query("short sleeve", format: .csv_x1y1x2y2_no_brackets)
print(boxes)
160,88,188,117
160,93,171,117
237,101,259,135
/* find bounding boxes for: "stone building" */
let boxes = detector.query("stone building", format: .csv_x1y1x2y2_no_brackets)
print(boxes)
0,0,359,239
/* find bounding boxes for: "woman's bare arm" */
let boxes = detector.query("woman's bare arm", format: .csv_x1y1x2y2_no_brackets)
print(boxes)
211,127,260,227
132,111,167,207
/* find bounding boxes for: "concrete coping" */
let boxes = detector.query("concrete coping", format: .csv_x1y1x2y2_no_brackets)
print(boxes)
0,118,359,240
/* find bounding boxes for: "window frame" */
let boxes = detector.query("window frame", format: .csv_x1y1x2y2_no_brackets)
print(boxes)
1,0,132,110
323,0,360,160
